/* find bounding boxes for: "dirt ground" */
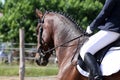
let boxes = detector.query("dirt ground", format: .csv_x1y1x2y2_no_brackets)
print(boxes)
0,76,57,80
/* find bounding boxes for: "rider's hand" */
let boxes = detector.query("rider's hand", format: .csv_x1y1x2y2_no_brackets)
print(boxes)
86,26,93,34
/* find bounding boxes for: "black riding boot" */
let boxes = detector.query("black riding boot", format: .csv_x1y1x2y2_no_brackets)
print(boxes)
84,52,103,80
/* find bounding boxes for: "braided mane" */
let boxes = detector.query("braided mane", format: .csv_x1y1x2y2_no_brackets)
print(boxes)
47,10,85,33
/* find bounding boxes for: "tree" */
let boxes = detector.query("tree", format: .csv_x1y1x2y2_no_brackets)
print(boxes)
0,0,103,43
38,0,103,28
0,1,3,12
0,0,40,42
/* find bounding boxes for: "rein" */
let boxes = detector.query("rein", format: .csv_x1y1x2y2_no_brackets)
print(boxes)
39,34,84,54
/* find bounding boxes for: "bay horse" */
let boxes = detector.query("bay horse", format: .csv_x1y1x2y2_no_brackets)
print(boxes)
35,9,120,80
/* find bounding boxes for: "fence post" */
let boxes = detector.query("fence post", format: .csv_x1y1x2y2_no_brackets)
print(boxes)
19,28,25,80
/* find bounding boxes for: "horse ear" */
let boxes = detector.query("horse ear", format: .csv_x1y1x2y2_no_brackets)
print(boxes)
36,9,43,19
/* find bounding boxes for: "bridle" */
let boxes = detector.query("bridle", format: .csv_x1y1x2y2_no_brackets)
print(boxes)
36,11,86,61
37,11,51,58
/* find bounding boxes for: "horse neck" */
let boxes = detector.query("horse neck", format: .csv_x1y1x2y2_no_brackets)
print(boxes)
52,14,81,45
52,15,81,66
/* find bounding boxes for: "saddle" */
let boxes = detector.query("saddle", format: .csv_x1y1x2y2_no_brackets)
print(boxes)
78,38,120,72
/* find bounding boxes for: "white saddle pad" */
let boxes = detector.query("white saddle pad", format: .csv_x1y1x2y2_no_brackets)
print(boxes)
77,47,120,77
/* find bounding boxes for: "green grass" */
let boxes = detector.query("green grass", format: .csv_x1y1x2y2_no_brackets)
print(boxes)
25,64,58,76
0,63,58,76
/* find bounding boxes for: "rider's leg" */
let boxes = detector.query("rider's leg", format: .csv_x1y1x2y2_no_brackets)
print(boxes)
84,52,102,80
80,30,120,59
80,30,120,80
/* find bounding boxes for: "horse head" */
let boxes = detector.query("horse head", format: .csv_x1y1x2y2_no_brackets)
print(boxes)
35,9,54,66
35,9,84,66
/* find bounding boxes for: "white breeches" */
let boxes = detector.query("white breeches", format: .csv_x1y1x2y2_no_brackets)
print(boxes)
80,30,120,60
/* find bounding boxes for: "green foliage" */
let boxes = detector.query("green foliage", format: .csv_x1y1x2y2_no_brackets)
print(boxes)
0,0,103,42
0,0,39,42
38,0,103,29
0,1,3,12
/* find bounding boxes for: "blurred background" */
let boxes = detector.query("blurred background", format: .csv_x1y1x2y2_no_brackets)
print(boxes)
0,0,104,79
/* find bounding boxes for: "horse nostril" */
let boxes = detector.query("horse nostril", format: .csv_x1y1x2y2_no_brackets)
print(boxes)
35,57,49,66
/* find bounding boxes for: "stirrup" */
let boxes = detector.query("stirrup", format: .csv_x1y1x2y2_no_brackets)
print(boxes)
94,76,103,80
89,74,103,80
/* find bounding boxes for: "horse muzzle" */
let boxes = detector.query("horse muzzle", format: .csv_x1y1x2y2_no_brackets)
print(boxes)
35,53,48,66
